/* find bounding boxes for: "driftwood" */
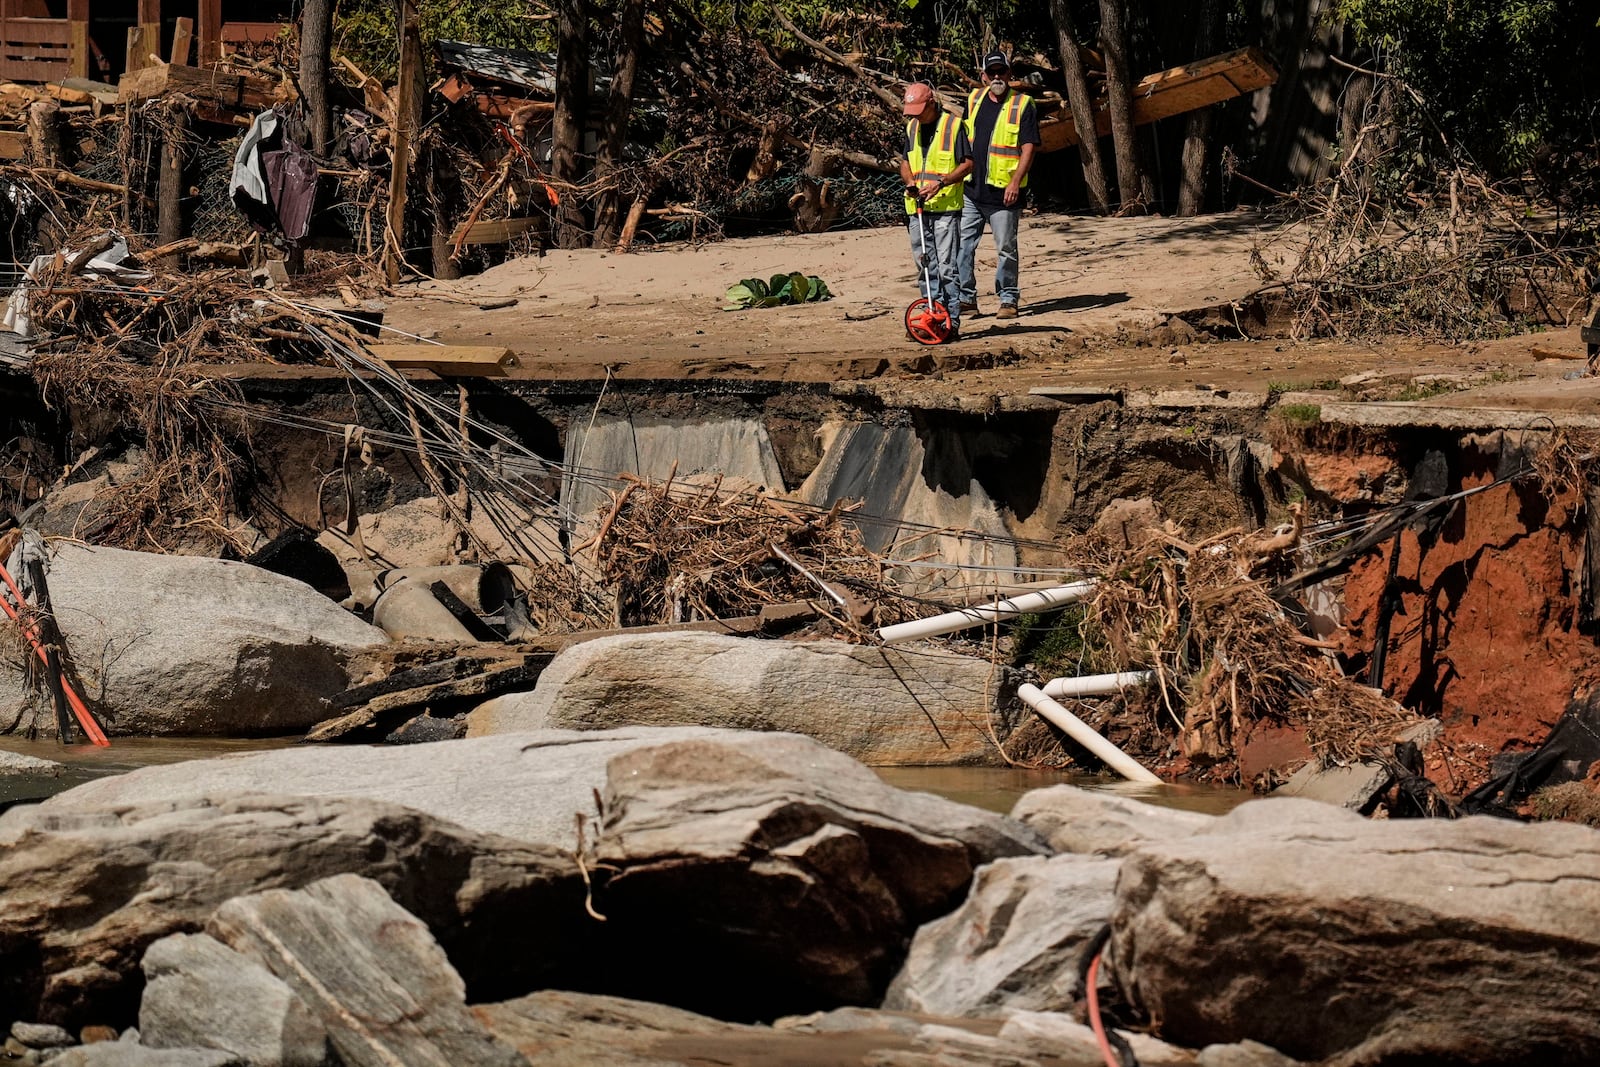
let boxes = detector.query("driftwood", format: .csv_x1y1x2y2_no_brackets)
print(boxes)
787,147,844,233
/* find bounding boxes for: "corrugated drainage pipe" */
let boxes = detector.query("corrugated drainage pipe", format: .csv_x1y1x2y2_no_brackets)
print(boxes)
875,581,1098,644
1041,671,1154,700
1017,682,1161,784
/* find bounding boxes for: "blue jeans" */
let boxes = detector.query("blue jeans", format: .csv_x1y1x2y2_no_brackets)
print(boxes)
907,211,961,330
959,199,1020,307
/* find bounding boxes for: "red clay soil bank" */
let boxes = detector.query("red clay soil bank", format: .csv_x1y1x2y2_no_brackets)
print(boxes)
1341,472,1600,788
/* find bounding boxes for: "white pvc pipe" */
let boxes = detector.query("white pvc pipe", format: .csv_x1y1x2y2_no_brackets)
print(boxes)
1041,671,1153,700
1017,683,1161,784
875,581,1098,644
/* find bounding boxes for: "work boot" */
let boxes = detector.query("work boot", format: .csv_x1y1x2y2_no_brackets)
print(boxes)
960,300,979,314
995,304,1019,320
943,326,961,344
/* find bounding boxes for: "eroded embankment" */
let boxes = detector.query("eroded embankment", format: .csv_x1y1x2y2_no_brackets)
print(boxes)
4,369,1595,792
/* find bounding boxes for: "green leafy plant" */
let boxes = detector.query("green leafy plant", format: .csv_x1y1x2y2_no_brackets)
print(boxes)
723,272,833,309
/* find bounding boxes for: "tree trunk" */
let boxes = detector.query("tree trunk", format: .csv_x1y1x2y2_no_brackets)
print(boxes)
591,0,644,247
299,0,334,156
1098,0,1147,213
384,0,423,283
1175,0,1220,216
157,102,188,267
428,148,462,280
787,148,843,233
1048,0,1111,214
552,0,591,248
26,99,63,168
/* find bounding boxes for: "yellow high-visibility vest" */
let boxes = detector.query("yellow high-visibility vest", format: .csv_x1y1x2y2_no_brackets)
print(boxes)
904,112,964,213
965,87,1032,190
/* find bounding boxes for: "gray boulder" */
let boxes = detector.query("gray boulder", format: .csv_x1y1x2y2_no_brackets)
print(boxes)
208,876,522,1067
27,729,1042,1021
473,990,760,1066
49,1048,241,1067
883,853,1118,1016
42,727,1041,857
140,933,330,1067
1011,784,1215,855
476,992,1200,1067
38,727,736,850
0,751,64,777
586,732,1045,1016
0,793,577,1027
466,632,1020,766
1109,797,1600,1065
0,544,387,736
10,1022,74,1047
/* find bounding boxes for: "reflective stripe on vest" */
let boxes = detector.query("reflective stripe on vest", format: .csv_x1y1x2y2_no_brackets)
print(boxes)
965,87,1031,191
904,113,963,214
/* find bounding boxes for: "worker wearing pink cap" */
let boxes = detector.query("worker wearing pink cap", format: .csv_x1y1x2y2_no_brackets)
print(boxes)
897,81,973,342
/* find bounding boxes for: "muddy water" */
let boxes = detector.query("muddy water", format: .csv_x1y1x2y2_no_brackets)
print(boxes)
0,737,298,808
3,737,1251,815
876,766,1250,815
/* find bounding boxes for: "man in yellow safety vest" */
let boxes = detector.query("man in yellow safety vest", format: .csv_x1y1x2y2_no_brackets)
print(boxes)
959,52,1041,320
897,81,973,342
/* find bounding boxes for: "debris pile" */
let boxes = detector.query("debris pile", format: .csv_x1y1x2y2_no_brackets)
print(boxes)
589,475,913,634
1005,506,1422,787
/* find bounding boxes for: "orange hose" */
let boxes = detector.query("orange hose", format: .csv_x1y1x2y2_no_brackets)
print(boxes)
1087,951,1121,1067
0,560,110,747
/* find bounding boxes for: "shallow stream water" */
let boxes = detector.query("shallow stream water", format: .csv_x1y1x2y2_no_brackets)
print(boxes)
2,737,1251,814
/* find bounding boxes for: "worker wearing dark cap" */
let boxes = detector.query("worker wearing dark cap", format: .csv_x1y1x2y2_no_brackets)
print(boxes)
897,81,973,342
959,52,1041,320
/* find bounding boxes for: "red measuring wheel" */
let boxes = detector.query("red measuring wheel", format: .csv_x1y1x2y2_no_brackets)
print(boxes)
905,296,952,345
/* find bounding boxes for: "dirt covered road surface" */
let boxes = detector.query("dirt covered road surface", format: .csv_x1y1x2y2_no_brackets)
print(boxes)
384,208,1592,403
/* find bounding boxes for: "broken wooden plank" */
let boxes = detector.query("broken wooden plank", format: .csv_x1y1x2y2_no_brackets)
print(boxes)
448,216,540,246
306,656,550,742
367,343,519,377
523,603,819,654
0,129,26,158
170,16,194,65
116,60,280,109
1038,45,1278,152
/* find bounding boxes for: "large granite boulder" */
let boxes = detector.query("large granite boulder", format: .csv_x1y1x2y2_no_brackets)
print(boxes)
1011,784,1215,856
40,728,1042,859
0,545,388,736
207,876,523,1067
35,727,723,851
883,853,1118,1016
140,933,331,1067
586,732,1046,1016
1109,797,1600,1065
466,632,1022,766
25,729,1044,1022
475,991,1208,1067
0,793,579,1027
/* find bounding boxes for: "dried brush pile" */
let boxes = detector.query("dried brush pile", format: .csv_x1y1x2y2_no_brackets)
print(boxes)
1070,511,1416,780
1247,72,1596,342
587,474,912,636
19,235,374,553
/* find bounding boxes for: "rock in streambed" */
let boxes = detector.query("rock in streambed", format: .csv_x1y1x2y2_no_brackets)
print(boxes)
466,631,1024,765
0,544,388,736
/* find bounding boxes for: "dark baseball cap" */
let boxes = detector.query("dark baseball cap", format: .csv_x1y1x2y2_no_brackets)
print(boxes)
983,52,1010,73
